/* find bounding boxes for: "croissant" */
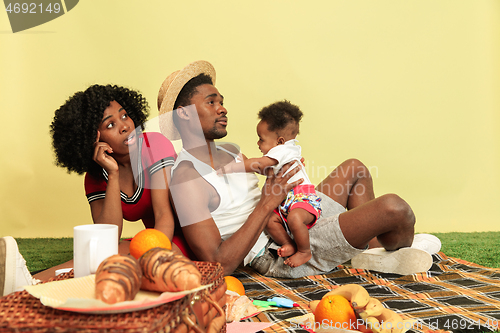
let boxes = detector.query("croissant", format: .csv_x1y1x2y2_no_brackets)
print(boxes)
139,247,201,292
95,254,142,304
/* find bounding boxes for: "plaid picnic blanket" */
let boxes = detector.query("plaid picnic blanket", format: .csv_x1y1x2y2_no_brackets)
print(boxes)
233,252,500,333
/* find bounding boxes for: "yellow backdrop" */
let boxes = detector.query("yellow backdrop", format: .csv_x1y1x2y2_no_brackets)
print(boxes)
1,1,499,238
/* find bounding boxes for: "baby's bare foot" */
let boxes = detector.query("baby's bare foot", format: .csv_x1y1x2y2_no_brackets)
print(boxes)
277,243,296,257
284,250,312,268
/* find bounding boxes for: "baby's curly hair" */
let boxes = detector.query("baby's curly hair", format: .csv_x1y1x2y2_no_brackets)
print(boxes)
50,84,149,176
258,100,303,137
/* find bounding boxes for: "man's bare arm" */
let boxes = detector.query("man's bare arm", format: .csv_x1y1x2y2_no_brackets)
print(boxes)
170,161,301,275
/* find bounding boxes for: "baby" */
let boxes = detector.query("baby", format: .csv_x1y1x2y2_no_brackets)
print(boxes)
221,100,321,267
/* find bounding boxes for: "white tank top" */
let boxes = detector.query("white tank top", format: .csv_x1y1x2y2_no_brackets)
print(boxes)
171,144,269,265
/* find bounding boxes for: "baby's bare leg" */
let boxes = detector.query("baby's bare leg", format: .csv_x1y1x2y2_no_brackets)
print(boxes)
266,213,296,257
283,208,315,268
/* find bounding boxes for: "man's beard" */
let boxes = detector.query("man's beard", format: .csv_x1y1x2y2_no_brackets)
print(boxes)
205,126,227,140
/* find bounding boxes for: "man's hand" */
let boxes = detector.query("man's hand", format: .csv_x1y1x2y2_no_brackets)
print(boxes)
260,161,303,210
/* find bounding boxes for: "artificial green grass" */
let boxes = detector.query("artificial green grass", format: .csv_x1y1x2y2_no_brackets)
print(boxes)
15,232,500,274
434,231,500,268
17,238,73,273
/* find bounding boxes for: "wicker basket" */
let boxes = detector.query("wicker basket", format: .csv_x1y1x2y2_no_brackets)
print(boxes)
0,262,226,333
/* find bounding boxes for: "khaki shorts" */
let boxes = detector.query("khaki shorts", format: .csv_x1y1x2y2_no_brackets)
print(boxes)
251,191,365,278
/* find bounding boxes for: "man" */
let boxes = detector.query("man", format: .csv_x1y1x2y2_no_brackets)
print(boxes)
157,60,439,277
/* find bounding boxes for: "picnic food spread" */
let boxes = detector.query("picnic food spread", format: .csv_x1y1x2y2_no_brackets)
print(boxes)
90,227,410,331
139,247,202,293
91,247,411,333
309,284,410,333
93,247,201,304
94,254,142,304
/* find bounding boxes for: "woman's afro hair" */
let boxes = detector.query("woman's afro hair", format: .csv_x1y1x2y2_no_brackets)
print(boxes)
258,100,303,132
50,84,149,176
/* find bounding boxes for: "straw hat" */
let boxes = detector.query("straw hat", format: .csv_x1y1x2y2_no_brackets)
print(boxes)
157,60,216,140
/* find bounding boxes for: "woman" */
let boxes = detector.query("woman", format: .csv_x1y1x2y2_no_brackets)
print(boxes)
50,84,182,256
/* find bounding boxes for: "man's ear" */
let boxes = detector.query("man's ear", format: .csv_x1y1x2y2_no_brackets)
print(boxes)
175,106,190,120
277,136,286,145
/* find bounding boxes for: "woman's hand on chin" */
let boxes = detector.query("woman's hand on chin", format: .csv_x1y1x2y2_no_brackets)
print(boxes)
93,130,118,174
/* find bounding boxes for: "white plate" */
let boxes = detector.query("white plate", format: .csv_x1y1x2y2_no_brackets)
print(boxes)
24,275,210,314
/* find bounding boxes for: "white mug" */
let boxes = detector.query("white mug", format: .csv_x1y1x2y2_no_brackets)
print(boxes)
73,224,118,278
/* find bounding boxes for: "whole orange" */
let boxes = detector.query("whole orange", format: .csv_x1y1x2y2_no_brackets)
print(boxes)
224,276,245,296
314,294,357,330
129,229,172,259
